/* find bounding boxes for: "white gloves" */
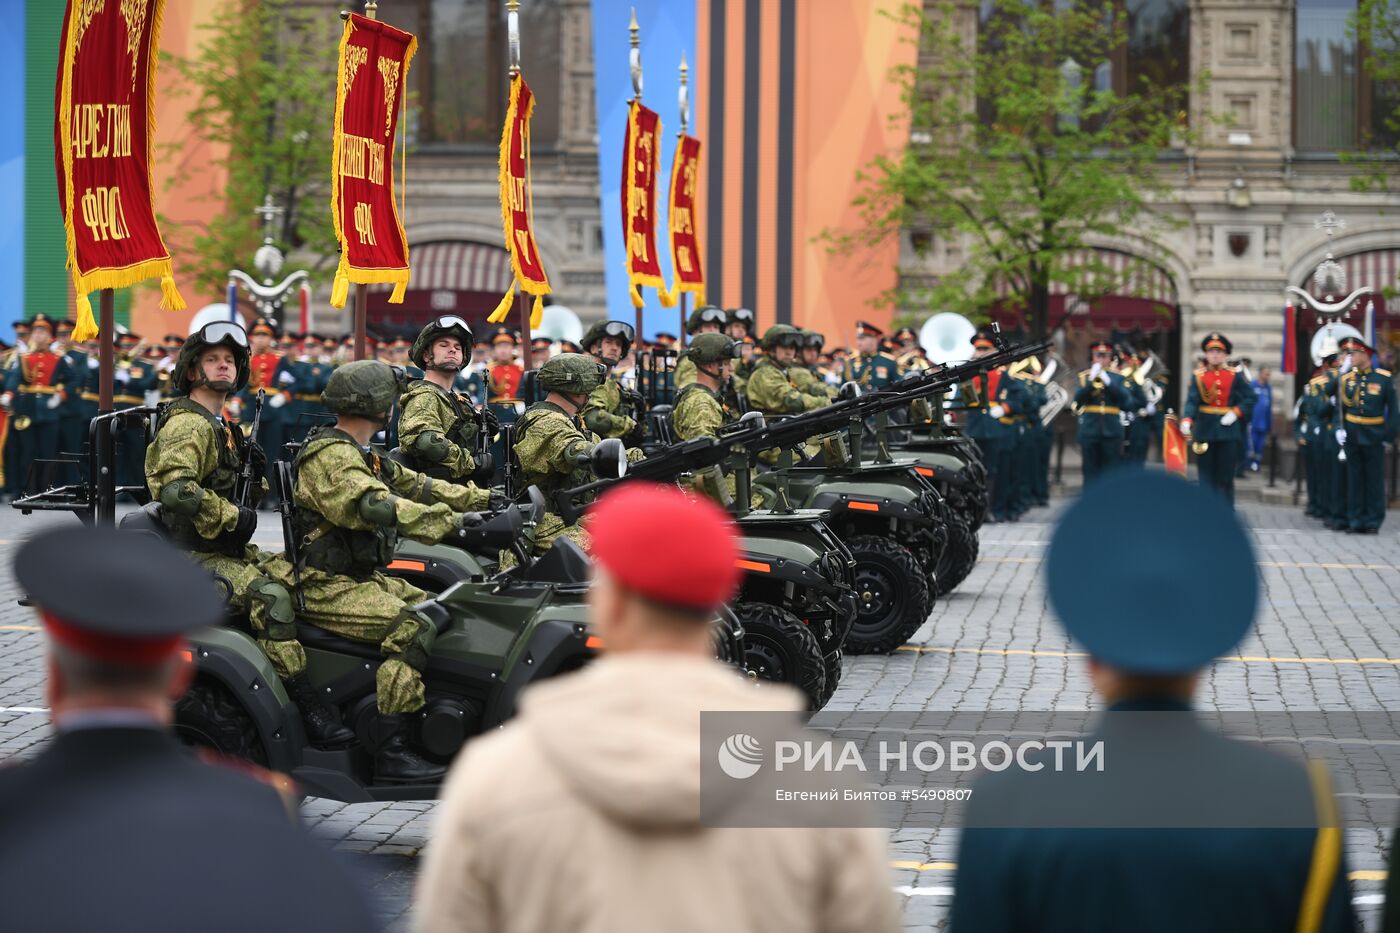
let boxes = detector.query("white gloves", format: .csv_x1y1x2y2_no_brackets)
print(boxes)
87,357,99,370
1219,410,1237,427
143,389,162,407
115,369,130,384
46,394,62,410
1089,362,1103,379
278,371,297,386
1340,356,1354,374
157,357,176,373
1336,429,1348,446
989,404,1006,419
1145,402,1157,416
1180,419,1193,438
268,393,288,409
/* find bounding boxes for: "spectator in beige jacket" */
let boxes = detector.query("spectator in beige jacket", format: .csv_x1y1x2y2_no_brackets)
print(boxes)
416,482,898,933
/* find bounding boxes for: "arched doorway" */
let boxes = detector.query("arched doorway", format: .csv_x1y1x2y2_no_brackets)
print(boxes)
365,240,515,337
1290,248,1400,398
989,248,1182,408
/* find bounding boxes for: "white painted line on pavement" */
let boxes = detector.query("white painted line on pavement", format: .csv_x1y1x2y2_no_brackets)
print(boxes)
893,885,956,898
0,707,48,714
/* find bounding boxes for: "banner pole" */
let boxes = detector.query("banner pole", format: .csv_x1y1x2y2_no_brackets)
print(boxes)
517,285,532,362
677,54,689,349
98,289,115,413
348,0,379,362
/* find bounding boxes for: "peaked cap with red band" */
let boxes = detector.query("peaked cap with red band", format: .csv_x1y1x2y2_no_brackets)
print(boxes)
17,525,225,666
855,320,884,339
1201,332,1232,354
972,332,997,350
587,482,741,612
1339,335,1372,352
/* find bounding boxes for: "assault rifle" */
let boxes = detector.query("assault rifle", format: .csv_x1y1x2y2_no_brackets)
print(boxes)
232,389,265,509
553,334,1049,523
274,459,306,612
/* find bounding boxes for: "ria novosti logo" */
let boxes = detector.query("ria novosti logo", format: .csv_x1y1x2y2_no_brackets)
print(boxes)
717,733,764,779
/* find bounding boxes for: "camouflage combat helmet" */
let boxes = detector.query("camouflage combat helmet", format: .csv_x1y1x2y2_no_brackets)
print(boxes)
686,304,729,335
685,333,740,364
321,359,405,416
581,320,635,357
801,329,825,350
173,321,251,394
537,353,608,395
760,323,803,351
410,315,473,369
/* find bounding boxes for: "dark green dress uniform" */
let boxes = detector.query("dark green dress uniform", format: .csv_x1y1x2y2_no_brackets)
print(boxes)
964,361,1027,522
953,470,1355,933
842,350,901,390
2,340,78,495
1296,372,1333,520
1073,367,1130,483
1184,363,1256,503
1123,375,1153,466
58,343,90,462
1337,347,1399,533
1009,369,1043,516
115,355,158,487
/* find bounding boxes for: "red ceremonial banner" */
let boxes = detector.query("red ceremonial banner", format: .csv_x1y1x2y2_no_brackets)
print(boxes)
622,101,675,309
1162,414,1188,478
56,0,185,340
487,76,550,328
668,134,704,302
330,14,416,309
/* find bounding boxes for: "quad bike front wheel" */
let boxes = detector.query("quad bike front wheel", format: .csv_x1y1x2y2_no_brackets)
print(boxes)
843,535,931,655
933,518,979,597
175,680,268,767
735,602,826,711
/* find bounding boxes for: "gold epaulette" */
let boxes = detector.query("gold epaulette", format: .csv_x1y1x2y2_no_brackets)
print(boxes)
1194,366,1207,375
1308,374,1329,384
1378,369,1392,377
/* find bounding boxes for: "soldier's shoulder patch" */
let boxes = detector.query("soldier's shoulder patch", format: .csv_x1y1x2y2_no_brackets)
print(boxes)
1193,366,1207,375
1369,383,1382,394
1377,369,1392,377
131,367,145,376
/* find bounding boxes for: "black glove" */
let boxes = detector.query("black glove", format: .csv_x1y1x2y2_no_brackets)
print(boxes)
221,506,257,549
487,491,512,512
479,407,502,441
459,512,485,529
470,451,496,484
247,440,268,478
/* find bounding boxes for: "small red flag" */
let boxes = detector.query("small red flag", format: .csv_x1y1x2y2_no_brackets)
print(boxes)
1162,414,1187,477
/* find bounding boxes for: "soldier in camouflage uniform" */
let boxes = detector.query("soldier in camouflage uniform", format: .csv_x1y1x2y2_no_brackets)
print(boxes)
579,320,643,441
674,304,729,390
790,330,836,402
672,333,770,508
283,360,496,783
747,325,829,416
395,316,494,484
145,322,354,750
512,354,643,560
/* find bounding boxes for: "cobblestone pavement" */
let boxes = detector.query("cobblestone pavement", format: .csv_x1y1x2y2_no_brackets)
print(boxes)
1,500,1397,931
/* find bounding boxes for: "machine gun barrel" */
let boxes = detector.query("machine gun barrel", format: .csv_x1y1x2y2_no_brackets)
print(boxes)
553,339,1048,522
232,390,265,509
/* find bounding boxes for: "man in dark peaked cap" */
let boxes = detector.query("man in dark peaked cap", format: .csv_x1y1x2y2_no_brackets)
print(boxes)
952,470,1354,933
0,525,378,933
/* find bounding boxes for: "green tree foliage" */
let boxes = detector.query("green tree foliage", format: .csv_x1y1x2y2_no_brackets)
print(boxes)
838,0,1199,338
1351,0,1400,192
161,1,340,297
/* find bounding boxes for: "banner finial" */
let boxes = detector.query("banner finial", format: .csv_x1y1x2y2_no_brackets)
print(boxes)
629,8,643,100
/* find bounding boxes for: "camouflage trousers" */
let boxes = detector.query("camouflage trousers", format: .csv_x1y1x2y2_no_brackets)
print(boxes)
277,566,435,715
498,510,589,570
197,548,305,681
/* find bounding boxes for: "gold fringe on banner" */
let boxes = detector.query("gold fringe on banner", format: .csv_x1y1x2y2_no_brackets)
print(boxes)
59,0,184,341
328,16,415,309
489,76,551,326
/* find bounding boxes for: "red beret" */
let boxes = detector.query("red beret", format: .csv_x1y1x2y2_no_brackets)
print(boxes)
588,483,741,612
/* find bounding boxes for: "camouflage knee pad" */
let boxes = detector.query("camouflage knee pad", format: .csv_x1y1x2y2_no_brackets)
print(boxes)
246,577,298,642
381,608,437,671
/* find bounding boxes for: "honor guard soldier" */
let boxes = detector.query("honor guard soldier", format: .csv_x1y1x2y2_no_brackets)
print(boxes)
0,525,377,933
1121,348,1156,466
70,335,102,471
1182,332,1256,502
1,314,77,496
144,321,353,750
843,320,900,390
1335,335,1398,532
953,469,1354,933
895,326,932,374
243,317,292,490
580,320,644,441
54,318,90,463
1008,356,1047,512
486,326,525,470
511,353,643,560
286,360,494,782
674,303,729,389
1073,341,1130,483
1319,350,1351,530
1296,352,1336,520
286,334,336,444
397,316,494,485
530,335,554,369
964,331,1028,522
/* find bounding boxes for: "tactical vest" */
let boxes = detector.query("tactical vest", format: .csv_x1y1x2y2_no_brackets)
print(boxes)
514,401,596,497
157,398,244,555
401,380,476,480
671,382,729,437
292,426,396,579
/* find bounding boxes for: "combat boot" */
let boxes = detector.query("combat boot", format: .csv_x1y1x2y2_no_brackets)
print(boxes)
286,675,356,749
375,713,447,784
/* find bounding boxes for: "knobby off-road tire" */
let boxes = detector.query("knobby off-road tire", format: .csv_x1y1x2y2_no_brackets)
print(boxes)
933,518,979,597
735,602,827,711
843,534,932,655
175,680,268,767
